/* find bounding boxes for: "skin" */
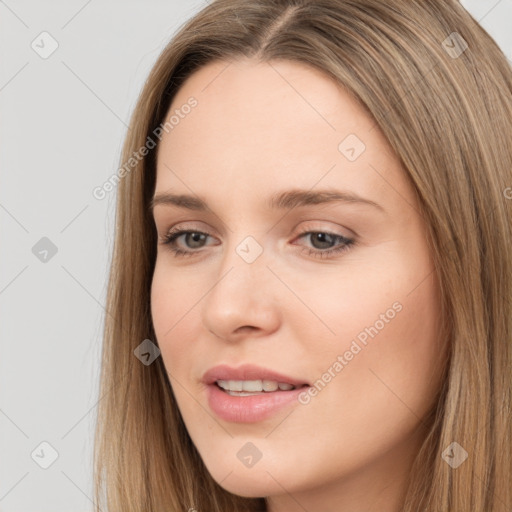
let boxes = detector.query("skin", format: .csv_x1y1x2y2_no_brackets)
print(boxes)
150,57,447,512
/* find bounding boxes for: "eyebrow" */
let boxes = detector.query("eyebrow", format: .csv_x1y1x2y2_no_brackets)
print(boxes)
149,189,385,214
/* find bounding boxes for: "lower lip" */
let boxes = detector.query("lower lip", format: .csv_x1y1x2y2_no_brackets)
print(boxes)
206,383,309,423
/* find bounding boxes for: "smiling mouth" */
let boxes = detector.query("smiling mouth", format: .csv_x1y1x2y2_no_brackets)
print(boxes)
215,379,309,396
206,377,310,423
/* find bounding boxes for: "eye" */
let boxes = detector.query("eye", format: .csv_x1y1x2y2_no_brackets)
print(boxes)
158,227,356,260
294,230,355,259
159,228,214,258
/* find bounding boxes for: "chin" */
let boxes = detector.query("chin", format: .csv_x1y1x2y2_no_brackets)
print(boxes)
216,472,278,498
206,460,289,498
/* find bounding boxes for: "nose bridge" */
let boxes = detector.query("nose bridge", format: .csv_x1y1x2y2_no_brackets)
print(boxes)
212,230,269,302
201,229,281,339
215,207,271,273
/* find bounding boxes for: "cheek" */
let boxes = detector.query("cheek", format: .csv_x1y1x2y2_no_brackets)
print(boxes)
283,248,441,365
150,261,216,398
297,250,445,450
150,263,197,361
282,244,445,436
319,251,444,399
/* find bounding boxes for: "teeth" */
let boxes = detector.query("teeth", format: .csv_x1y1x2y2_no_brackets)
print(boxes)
216,379,297,392
263,380,279,391
242,380,263,392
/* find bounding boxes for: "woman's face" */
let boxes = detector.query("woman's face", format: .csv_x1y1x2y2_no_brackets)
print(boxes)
151,58,446,510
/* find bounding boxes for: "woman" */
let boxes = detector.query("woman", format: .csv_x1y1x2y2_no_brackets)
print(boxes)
93,1,512,511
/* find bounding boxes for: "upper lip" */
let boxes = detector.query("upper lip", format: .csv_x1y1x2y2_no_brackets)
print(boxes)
202,364,310,387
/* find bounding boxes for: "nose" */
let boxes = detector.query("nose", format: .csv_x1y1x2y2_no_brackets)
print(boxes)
201,235,281,343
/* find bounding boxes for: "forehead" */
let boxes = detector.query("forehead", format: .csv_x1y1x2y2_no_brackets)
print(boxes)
154,58,410,213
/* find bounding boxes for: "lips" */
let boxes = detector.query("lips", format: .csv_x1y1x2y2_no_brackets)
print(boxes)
202,363,310,388
202,364,311,423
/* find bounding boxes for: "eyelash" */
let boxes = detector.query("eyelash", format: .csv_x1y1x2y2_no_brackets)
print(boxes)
159,227,355,260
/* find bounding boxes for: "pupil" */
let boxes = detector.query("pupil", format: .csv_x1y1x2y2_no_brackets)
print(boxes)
188,232,205,248
312,233,333,249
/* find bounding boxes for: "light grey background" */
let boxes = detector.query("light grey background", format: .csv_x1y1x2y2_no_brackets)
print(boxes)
0,1,510,511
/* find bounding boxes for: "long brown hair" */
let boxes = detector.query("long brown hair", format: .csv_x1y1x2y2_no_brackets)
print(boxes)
93,1,512,510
